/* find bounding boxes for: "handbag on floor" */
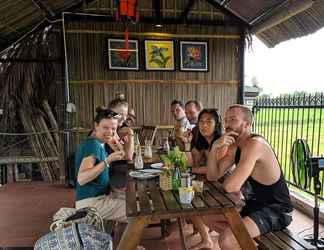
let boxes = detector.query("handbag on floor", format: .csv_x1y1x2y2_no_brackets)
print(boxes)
34,223,112,250
51,207,105,232
34,207,112,250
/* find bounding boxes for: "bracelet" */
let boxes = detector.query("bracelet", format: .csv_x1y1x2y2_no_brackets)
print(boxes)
104,158,110,168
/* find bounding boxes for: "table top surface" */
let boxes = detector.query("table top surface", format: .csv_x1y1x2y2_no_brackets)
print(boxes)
126,175,245,219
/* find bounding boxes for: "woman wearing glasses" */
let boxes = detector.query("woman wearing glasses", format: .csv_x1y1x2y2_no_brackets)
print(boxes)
74,108,127,222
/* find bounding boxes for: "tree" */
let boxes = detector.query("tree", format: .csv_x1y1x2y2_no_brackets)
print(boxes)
251,76,259,87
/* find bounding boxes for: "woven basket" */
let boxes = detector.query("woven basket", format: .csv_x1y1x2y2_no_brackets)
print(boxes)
159,174,172,191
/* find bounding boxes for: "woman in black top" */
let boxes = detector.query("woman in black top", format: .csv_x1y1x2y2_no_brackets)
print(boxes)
188,109,222,250
190,108,222,174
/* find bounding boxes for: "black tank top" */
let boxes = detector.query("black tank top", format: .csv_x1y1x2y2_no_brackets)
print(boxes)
235,134,293,212
104,144,128,190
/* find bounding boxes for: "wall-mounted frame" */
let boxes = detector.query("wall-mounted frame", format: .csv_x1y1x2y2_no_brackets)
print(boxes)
108,38,139,70
144,39,175,71
180,41,208,71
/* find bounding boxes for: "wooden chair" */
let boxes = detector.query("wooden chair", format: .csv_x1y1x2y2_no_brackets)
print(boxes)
139,126,158,145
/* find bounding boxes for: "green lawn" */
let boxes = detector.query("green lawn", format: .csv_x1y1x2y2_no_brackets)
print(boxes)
253,107,324,197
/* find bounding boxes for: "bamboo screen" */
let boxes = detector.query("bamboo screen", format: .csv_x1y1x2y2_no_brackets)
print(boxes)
64,20,240,129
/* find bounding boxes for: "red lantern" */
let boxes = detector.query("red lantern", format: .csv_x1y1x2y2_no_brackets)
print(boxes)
116,0,139,57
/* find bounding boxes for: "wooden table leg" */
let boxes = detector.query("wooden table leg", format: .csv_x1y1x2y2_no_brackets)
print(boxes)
223,207,257,250
117,217,148,250
161,219,169,237
178,217,189,250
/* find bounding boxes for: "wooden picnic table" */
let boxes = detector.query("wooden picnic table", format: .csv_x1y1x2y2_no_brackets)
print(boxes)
117,175,257,250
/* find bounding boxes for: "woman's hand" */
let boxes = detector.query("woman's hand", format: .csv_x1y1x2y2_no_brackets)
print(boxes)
107,150,125,163
118,127,134,140
108,135,124,151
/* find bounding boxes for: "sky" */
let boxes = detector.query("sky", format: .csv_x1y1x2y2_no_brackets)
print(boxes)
245,27,324,96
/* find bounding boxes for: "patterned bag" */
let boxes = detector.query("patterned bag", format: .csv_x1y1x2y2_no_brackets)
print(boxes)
34,223,112,250
51,207,105,233
34,207,112,250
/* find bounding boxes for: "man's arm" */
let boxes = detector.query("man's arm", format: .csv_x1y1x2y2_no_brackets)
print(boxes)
222,140,261,193
207,132,237,181
207,145,235,181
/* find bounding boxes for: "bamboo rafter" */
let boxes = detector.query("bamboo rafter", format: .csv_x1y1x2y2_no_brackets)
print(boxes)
69,79,239,85
64,29,240,39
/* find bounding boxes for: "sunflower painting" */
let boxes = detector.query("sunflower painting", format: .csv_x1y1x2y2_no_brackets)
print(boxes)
108,39,139,70
180,41,208,71
144,40,175,71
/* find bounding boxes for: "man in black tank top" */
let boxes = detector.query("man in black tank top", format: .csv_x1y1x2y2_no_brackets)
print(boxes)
206,104,293,250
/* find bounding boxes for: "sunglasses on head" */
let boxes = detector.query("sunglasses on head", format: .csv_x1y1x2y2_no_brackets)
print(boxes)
102,109,121,119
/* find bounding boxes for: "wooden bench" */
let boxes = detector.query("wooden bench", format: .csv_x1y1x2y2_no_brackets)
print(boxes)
256,228,316,249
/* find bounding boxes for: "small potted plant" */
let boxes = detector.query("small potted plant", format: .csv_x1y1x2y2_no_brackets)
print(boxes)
160,147,188,190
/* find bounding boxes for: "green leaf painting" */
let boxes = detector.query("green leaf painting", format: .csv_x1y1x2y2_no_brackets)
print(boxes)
145,40,174,70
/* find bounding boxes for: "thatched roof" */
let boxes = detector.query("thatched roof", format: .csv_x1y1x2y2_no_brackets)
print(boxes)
0,0,323,51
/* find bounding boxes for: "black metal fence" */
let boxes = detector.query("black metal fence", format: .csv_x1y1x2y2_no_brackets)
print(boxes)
252,93,324,199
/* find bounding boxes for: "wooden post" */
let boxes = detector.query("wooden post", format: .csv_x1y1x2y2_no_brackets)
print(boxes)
237,29,245,104
117,217,148,250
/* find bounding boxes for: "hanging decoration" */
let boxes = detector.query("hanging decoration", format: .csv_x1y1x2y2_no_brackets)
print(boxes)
115,0,139,60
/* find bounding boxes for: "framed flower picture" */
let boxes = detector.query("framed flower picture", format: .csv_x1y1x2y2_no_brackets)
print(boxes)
108,38,139,70
144,39,175,71
180,41,208,71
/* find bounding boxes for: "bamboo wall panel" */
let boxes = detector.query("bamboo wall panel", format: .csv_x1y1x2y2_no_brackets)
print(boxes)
65,22,239,82
69,82,237,128
62,20,240,141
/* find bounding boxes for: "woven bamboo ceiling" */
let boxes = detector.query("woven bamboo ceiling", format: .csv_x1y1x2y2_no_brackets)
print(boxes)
0,0,323,51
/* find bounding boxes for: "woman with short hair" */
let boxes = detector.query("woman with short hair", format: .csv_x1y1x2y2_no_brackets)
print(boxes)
75,108,126,222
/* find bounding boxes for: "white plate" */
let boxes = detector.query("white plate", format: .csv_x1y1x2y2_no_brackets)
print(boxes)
129,171,159,180
140,169,163,174
150,162,164,169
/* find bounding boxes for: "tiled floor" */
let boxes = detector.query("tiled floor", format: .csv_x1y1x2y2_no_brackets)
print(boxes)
0,182,323,249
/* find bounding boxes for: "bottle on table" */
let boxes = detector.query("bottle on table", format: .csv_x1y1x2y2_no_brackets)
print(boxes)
168,131,175,149
163,137,170,153
172,166,181,190
134,139,143,170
